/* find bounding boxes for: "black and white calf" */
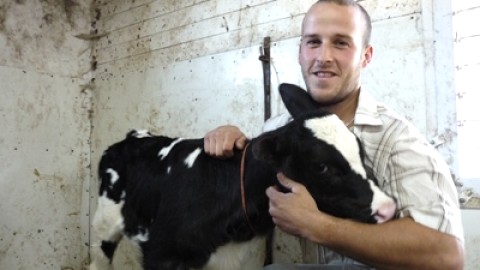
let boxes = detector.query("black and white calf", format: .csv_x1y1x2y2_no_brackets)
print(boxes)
90,84,396,270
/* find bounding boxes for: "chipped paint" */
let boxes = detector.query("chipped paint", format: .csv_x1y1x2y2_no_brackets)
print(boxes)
88,0,474,268
0,0,477,269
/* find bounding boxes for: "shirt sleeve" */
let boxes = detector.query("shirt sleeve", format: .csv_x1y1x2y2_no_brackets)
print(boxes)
383,123,464,242
262,113,292,133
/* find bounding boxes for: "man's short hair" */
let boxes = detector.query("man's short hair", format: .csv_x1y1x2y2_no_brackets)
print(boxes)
312,0,372,48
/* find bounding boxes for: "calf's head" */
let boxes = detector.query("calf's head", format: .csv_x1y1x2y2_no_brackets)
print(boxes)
252,83,396,224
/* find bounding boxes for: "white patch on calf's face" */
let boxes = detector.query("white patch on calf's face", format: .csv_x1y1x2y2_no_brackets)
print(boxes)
304,115,366,178
184,147,202,168
158,138,184,160
106,168,119,185
92,193,125,241
132,129,152,138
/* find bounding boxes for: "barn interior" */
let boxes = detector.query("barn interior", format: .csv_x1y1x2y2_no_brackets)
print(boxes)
0,0,479,269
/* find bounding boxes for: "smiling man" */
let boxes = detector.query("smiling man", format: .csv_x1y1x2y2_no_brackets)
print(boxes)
298,1,371,126
204,1,465,269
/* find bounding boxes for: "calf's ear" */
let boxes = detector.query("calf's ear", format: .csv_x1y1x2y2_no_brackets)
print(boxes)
279,83,318,119
252,133,285,166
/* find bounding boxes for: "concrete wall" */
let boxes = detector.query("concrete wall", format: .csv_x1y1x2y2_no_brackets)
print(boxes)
455,2,480,179
89,0,472,268
0,0,93,269
90,0,457,164
0,0,477,269
453,2,480,269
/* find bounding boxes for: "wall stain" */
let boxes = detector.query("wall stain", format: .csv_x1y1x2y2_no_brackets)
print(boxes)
0,0,90,73
33,168,64,184
0,4,6,32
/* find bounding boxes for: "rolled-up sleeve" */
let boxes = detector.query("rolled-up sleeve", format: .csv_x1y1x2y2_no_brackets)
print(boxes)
364,120,464,242
390,125,463,241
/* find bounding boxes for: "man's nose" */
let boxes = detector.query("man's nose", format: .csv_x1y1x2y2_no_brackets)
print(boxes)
316,44,333,64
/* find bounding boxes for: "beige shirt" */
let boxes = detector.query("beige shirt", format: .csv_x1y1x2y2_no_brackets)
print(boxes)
264,90,464,266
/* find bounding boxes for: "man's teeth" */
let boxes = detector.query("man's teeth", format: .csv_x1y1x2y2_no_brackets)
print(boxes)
315,72,334,77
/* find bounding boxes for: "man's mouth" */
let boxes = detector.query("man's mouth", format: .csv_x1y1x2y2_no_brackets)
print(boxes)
313,71,336,78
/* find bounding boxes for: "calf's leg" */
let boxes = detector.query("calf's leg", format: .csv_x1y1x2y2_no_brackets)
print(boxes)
89,194,125,269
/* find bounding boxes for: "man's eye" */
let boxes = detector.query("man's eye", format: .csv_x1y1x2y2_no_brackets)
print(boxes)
306,39,321,46
335,40,349,48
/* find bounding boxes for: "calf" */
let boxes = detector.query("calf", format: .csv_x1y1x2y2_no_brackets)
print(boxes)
90,84,396,270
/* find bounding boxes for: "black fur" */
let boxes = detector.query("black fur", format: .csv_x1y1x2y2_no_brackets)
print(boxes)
93,83,391,269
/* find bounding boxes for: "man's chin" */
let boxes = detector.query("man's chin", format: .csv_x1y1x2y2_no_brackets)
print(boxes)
306,87,338,106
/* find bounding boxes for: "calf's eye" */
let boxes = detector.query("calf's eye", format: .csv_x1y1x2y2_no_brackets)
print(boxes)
319,163,328,174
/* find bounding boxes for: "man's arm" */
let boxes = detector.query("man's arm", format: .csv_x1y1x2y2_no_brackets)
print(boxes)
267,173,465,270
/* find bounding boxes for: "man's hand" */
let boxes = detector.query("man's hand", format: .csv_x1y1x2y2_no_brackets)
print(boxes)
266,173,323,238
204,125,247,158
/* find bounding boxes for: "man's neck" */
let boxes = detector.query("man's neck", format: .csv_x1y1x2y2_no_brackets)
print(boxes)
324,88,360,126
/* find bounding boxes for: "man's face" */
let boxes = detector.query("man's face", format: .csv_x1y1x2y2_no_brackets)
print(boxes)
299,3,372,106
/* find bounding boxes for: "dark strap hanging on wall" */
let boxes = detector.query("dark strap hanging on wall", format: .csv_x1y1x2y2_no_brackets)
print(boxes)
259,36,274,266
259,36,272,122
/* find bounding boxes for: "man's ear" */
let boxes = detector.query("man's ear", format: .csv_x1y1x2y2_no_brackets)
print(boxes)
279,83,318,119
362,45,373,68
298,43,302,65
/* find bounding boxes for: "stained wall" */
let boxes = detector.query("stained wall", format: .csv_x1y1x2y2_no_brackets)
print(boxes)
0,0,93,269
0,0,476,269
89,0,464,268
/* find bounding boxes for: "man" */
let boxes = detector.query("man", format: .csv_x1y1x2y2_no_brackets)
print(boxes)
204,1,465,269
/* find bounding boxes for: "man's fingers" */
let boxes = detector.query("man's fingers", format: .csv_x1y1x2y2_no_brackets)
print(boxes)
277,172,294,192
277,173,305,193
266,186,280,199
235,135,248,150
204,125,247,158
204,136,220,156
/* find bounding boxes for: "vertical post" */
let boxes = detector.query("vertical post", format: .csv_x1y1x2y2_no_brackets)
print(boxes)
259,38,273,264
259,37,271,122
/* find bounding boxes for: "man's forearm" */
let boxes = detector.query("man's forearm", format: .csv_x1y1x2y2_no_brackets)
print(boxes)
306,215,464,270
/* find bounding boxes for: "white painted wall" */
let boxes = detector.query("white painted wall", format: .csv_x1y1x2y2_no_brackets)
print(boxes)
90,0,477,268
0,0,477,269
452,2,480,269
0,0,93,269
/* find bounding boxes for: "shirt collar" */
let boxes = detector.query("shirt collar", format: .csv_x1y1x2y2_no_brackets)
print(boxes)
354,89,384,127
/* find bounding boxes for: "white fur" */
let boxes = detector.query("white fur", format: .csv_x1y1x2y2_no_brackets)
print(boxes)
305,116,396,222
92,193,125,242
131,229,149,242
90,193,125,270
184,147,202,168
305,115,366,178
133,129,152,138
158,138,184,160
199,237,266,270
89,245,114,270
106,168,119,185
90,236,144,270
